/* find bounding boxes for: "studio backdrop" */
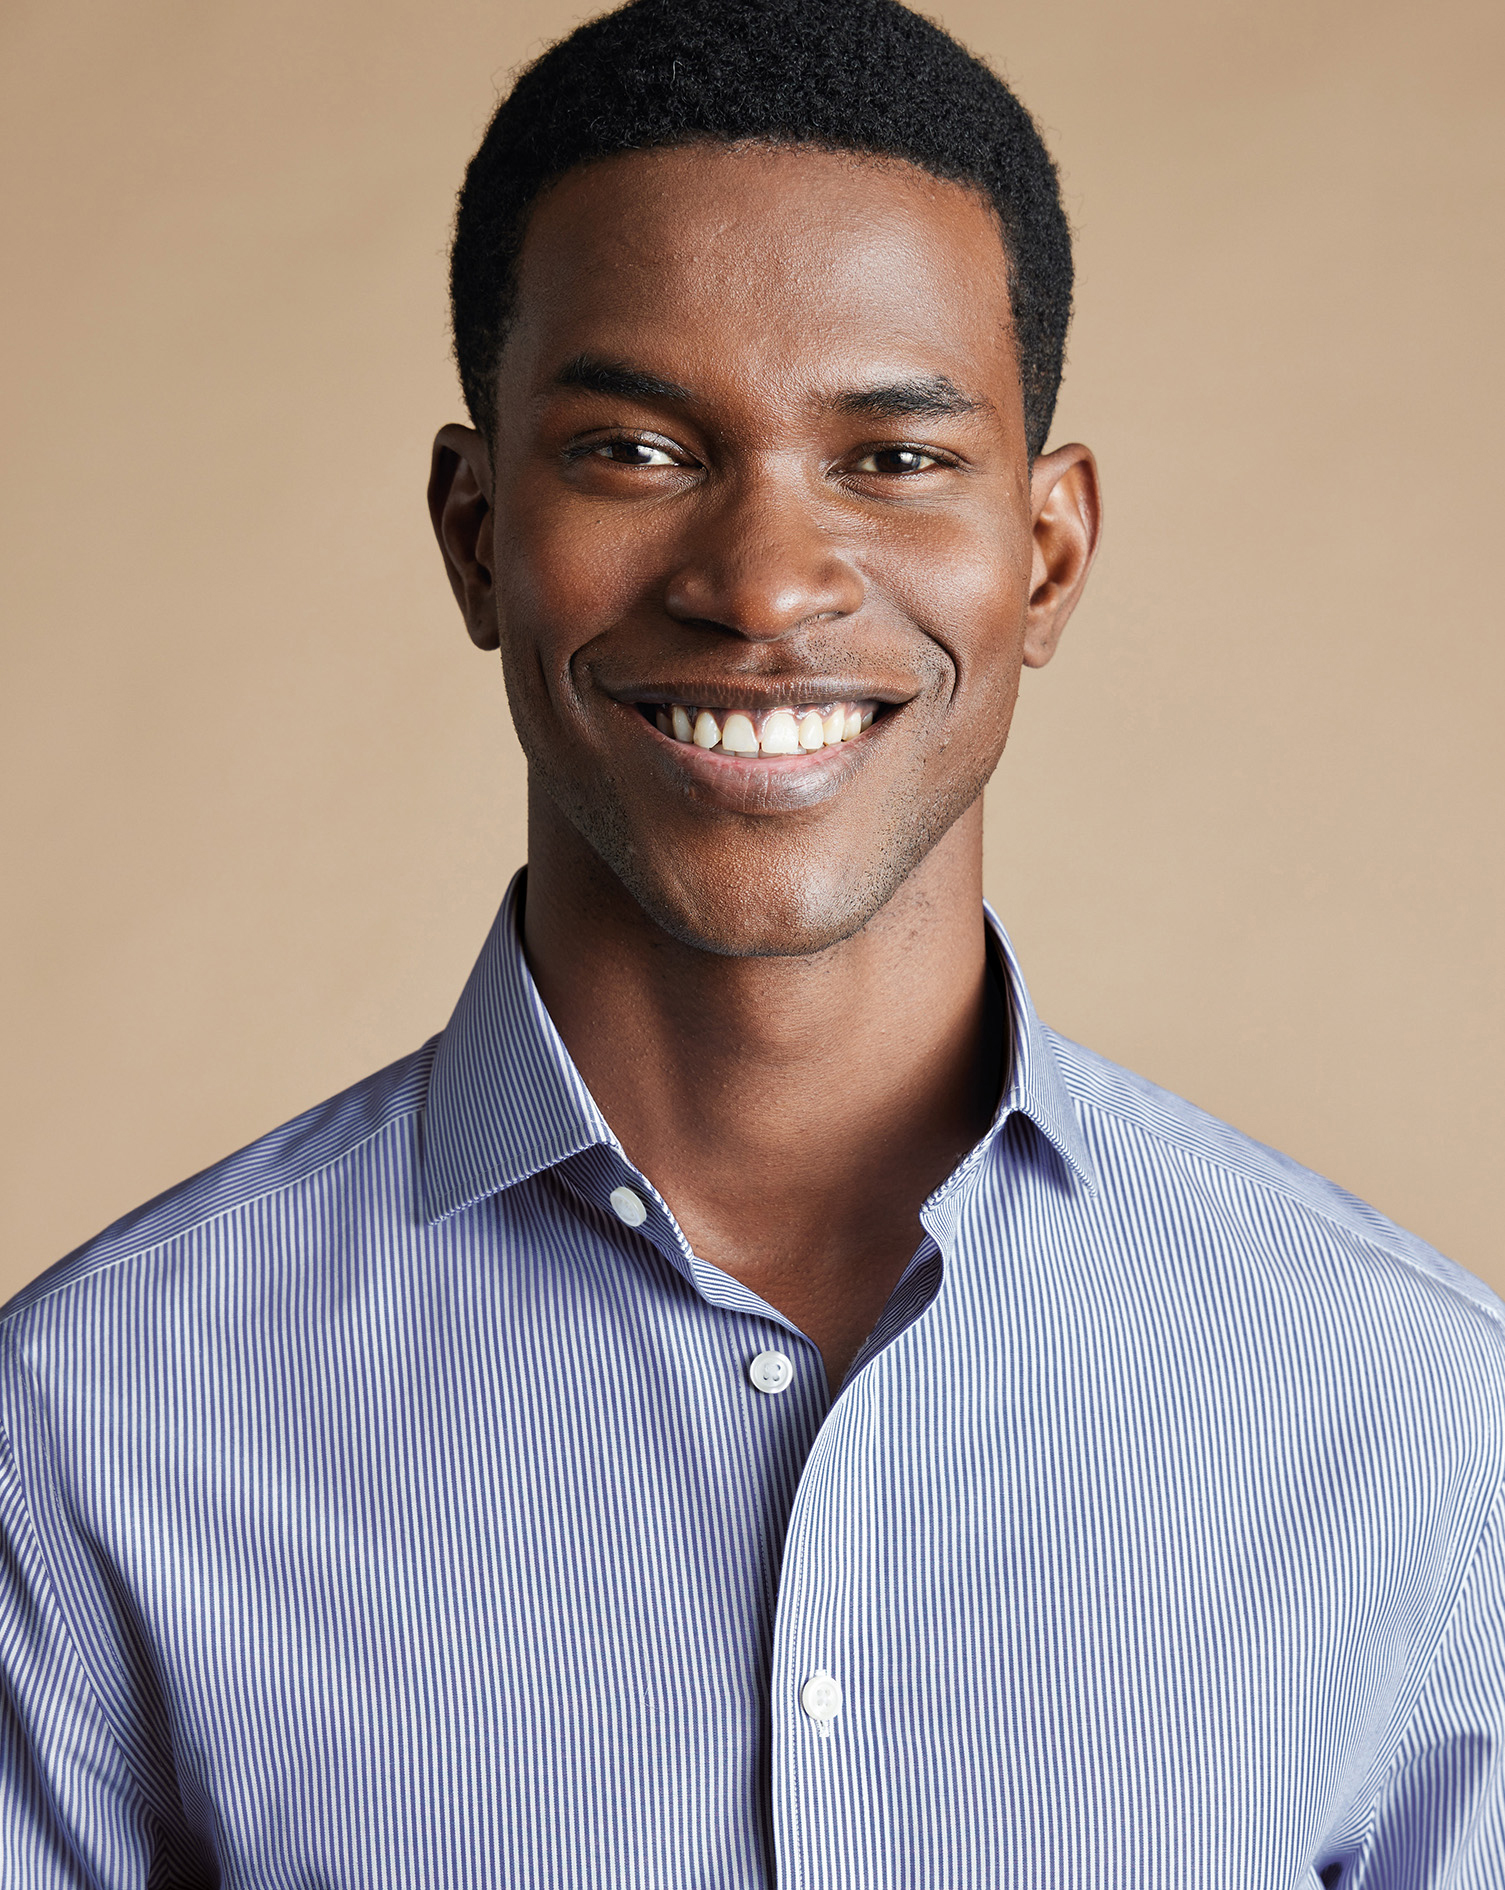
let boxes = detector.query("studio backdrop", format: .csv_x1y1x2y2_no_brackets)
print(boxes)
2,0,1501,1296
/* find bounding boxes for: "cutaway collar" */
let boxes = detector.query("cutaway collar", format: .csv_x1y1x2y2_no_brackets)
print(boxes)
419,873,1096,1226
983,901,1098,1192
419,874,619,1224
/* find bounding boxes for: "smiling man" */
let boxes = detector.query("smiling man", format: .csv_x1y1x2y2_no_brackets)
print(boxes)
4,2,1504,1886
427,123,1096,1388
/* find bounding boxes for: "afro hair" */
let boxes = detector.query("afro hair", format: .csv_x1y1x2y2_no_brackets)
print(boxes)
451,0,1073,458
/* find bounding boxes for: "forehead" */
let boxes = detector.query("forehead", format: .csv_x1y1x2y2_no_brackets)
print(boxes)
503,142,1020,412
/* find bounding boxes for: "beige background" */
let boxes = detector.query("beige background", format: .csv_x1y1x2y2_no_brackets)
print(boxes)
2,0,1500,1299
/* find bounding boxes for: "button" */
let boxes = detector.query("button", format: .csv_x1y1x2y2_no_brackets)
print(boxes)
748,1350,794,1395
608,1185,648,1227
800,1669,842,1730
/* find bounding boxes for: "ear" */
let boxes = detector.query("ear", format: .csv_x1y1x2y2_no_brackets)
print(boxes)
428,423,500,651
1021,443,1102,669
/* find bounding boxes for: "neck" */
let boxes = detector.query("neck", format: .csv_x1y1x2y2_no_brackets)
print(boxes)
521,789,1004,1386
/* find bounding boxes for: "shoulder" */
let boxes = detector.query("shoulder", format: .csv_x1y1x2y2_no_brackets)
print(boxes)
1045,1027,1505,1382
1,1039,438,1338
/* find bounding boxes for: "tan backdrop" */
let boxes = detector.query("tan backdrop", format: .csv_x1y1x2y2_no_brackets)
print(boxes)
3,0,1501,1299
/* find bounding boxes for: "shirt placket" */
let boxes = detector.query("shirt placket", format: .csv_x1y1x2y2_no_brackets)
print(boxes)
765,1141,998,1886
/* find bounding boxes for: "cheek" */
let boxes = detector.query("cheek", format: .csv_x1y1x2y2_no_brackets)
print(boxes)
877,526,1029,714
493,497,657,681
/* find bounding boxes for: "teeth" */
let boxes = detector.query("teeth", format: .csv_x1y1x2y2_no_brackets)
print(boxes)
654,700,880,755
721,711,760,755
759,710,801,755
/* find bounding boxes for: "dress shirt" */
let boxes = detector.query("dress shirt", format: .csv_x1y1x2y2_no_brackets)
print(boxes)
3,873,1503,1889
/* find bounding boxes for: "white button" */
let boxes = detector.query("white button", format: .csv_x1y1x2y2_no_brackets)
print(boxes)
608,1185,648,1227
800,1669,842,1729
748,1350,794,1395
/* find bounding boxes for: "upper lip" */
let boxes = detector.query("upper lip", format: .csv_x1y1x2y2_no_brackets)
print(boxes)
606,681,911,708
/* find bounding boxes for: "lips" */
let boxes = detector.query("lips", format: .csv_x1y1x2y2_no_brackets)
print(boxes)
643,700,877,757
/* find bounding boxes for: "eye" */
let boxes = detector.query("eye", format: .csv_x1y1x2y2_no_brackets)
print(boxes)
584,438,681,467
850,446,947,476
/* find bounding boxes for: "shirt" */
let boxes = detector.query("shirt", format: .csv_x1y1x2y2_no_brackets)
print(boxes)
3,873,1503,1890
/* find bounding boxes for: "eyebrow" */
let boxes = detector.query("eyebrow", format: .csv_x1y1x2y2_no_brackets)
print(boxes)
831,376,988,420
553,354,695,404
551,354,989,422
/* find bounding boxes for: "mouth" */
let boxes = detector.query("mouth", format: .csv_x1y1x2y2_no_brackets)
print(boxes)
637,699,877,758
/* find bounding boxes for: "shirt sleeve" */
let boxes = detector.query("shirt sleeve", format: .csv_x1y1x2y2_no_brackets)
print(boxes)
0,1422,179,1889
1351,1481,1505,1888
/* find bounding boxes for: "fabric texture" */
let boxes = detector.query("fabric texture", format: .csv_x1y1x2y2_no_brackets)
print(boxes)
2,873,1502,1888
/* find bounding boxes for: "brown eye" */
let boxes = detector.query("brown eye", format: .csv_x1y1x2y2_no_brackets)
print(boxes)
593,439,679,467
852,447,942,475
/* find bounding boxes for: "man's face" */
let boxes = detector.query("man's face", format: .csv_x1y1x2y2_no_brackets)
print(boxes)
439,142,1095,956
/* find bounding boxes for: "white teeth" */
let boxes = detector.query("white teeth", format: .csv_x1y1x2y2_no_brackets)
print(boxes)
659,700,878,754
720,711,760,755
760,710,801,755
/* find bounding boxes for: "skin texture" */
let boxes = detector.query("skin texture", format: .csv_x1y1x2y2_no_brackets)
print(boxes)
430,143,1100,1386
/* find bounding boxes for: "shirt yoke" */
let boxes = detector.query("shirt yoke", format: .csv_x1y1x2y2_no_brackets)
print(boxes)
1049,1026,1505,1348
1,1039,438,1330
6,1021,1502,1410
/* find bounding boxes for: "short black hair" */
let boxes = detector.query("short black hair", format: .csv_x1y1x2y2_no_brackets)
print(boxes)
451,0,1072,459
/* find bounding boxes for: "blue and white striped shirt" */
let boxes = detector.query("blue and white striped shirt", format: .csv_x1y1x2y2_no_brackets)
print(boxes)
4,875,1503,1887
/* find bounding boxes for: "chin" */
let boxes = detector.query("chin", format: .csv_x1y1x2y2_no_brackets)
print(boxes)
610,828,936,960
532,742,984,960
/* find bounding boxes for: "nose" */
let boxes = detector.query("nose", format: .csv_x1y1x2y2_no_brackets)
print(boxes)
663,473,866,641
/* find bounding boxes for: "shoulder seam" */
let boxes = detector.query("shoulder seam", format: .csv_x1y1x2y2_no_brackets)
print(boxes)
1360,1471,1505,1843
1052,1037,1505,1337
0,1388,178,1825
1,1101,426,1328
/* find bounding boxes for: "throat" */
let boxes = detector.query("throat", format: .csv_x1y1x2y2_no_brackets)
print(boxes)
522,806,1005,1376
608,942,1009,1365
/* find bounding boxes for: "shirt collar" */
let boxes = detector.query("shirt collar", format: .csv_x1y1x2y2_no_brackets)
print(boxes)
982,898,1098,1193
418,871,1095,1227
419,873,618,1224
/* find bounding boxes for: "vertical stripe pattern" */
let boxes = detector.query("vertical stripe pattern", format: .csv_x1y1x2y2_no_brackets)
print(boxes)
2,872,1503,1887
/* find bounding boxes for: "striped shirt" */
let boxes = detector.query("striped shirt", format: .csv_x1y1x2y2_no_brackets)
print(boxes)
3,873,1503,1888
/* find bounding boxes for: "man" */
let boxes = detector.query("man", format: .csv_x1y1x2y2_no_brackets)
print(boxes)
3,0,1501,1882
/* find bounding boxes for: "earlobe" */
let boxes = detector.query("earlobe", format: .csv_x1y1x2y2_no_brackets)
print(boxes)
1022,443,1102,669
428,423,501,651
